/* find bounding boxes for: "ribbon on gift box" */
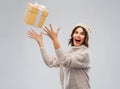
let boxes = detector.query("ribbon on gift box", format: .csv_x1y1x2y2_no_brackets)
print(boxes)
34,2,46,27
34,6,43,27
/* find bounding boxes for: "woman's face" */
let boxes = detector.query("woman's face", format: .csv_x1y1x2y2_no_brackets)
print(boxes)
72,27,85,46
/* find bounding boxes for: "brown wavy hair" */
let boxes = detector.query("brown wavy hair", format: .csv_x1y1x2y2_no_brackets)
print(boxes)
68,26,89,47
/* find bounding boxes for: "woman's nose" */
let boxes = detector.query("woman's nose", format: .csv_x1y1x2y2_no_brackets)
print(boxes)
76,35,80,38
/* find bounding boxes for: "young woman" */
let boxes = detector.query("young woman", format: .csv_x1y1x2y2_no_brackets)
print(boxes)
27,23,91,89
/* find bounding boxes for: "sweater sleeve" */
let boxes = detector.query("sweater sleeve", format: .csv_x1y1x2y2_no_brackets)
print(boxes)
55,48,90,68
40,47,60,68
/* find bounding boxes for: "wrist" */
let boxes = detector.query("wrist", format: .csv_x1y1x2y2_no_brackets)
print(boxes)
37,40,44,48
52,37,58,41
52,37,60,49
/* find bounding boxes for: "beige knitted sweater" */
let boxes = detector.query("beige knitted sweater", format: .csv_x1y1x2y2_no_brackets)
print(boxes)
40,45,90,89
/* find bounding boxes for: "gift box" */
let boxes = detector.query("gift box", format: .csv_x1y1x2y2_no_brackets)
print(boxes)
24,2,48,28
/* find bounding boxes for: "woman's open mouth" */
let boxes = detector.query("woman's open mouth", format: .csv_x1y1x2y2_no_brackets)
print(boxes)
74,39,81,45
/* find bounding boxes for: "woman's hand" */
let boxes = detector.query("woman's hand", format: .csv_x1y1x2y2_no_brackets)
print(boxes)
43,24,61,49
43,24,60,41
27,30,43,47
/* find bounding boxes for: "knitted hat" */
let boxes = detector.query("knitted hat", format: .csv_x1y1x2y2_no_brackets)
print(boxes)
75,23,91,35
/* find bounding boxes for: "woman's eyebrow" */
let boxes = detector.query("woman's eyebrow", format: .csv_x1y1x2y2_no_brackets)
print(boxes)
75,30,78,33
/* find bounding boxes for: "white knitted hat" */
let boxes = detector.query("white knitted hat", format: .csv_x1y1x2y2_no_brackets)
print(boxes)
75,23,91,34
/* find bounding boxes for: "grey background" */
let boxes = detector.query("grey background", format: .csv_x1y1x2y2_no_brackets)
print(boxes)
0,0,120,89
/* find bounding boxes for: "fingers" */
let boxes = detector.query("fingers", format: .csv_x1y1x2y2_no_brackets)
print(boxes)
27,31,33,39
39,32,43,38
27,35,33,39
43,27,49,33
49,24,53,30
27,30,37,39
41,32,48,35
43,25,52,36
27,24,60,39
43,24,53,32
31,29,36,34
57,28,60,36
57,27,60,32
27,30,33,36
43,24,61,36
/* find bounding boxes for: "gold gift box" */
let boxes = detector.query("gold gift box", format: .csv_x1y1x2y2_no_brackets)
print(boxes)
24,3,48,28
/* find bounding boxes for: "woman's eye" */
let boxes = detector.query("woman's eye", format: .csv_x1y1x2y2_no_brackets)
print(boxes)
75,31,78,34
81,32,85,35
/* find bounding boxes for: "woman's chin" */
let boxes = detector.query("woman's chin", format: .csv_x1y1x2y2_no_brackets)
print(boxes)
74,43,81,46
